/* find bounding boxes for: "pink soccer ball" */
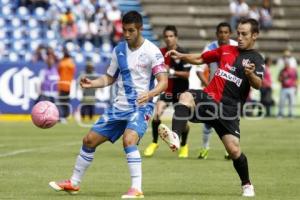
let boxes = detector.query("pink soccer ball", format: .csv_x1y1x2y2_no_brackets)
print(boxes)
31,101,59,129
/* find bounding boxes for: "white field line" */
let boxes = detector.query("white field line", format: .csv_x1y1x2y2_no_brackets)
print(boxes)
0,142,81,158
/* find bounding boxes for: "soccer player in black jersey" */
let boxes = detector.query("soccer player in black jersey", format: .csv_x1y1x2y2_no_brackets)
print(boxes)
144,25,192,158
158,18,264,197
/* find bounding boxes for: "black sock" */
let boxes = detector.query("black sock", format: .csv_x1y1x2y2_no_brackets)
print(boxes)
233,153,251,185
180,125,189,146
172,104,190,138
151,119,161,143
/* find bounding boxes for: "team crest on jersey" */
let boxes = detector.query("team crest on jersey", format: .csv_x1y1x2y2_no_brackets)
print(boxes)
242,59,251,67
137,53,150,68
225,63,236,72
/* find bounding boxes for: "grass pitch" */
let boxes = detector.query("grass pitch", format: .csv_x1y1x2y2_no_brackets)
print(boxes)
1,118,300,200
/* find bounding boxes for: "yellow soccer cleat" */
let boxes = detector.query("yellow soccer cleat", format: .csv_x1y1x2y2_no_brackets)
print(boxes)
144,143,159,157
178,144,189,158
198,148,209,159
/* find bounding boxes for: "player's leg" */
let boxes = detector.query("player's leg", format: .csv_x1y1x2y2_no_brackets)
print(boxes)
158,91,196,151
221,134,254,197
49,131,108,194
144,100,167,156
122,129,144,198
178,124,189,158
122,108,152,198
198,123,212,159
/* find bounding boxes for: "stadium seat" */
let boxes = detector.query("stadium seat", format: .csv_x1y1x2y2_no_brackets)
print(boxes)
46,30,55,40
11,18,21,28
74,53,84,63
13,30,23,40
28,18,38,28
0,18,5,27
29,29,40,40
17,6,30,19
34,7,46,20
9,52,18,62
83,41,94,52
0,29,5,39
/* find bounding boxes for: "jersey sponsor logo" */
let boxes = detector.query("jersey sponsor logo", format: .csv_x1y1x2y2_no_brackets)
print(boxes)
215,68,243,87
183,63,191,68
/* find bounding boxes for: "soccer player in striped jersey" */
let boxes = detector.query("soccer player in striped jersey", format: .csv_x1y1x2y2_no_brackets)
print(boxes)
49,11,168,199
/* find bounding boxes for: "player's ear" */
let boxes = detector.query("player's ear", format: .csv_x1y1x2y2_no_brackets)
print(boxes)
252,32,258,41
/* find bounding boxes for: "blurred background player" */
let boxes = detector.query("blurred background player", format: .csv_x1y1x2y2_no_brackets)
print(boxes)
144,25,191,158
197,22,238,160
57,47,76,123
79,61,97,122
49,11,168,199
259,57,274,117
277,58,298,118
36,54,59,103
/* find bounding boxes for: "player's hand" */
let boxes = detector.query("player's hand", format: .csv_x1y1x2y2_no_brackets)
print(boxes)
137,92,150,106
165,50,182,60
244,63,255,77
80,77,93,88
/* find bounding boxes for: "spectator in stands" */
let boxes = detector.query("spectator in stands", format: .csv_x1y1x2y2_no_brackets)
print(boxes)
57,47,76,123
96,13,114,47
37,55,59,103
248,3,260,21
277,49,298,70
277,59,298,118
60,8,78,43
32,44,47,62
260,57,274,117
260,0,273,31
229,0,249,30
79,61,97,121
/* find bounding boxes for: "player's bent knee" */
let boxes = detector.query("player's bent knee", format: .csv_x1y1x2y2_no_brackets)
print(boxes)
178,92,194,106
83,134,97,148
228,148,241,159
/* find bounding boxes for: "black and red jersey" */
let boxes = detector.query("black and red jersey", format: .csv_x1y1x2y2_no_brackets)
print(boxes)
202,45,264,106
161,46,191,99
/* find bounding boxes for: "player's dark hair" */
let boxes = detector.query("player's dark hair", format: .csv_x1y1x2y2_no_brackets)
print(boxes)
163,25,178,37
216,22,232,33
122,11,143,27
238,18,260,34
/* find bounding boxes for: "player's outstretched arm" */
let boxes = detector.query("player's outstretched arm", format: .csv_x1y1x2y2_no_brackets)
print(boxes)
80,74,116,89
245,63,262,89
137,73,168,106
166,50,204,65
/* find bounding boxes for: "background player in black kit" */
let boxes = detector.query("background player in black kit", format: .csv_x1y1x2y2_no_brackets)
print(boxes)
158,18,264,197
144,25,191,158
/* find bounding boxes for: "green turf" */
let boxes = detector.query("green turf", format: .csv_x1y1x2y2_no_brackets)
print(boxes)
1,119,300,200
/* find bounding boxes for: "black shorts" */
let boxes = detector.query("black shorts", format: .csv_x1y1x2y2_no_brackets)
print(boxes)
187,89,240,139
159,92,179,104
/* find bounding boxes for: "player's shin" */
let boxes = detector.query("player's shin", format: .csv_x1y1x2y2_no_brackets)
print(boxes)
152,119,161,143
172,104,191,138
124,145,142,192
70,145,95,186
233,153,251,185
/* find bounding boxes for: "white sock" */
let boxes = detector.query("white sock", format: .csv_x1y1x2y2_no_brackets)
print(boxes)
124,145,142,192
203,124,212,149
70,145,95,186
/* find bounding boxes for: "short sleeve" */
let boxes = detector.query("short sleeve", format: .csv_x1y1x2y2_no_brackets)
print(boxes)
254,54,265,79
150,45,167,76
106,49,120,78
201,48,221,64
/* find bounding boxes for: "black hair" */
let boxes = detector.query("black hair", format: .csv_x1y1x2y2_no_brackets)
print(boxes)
122,11,143,26
238,18,260,34
216,22,232,33
163,25,178,37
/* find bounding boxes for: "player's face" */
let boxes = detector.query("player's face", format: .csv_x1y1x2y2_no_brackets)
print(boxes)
163,30,177,48
122,23,142,47
237,23,257,50
216,26,231,45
